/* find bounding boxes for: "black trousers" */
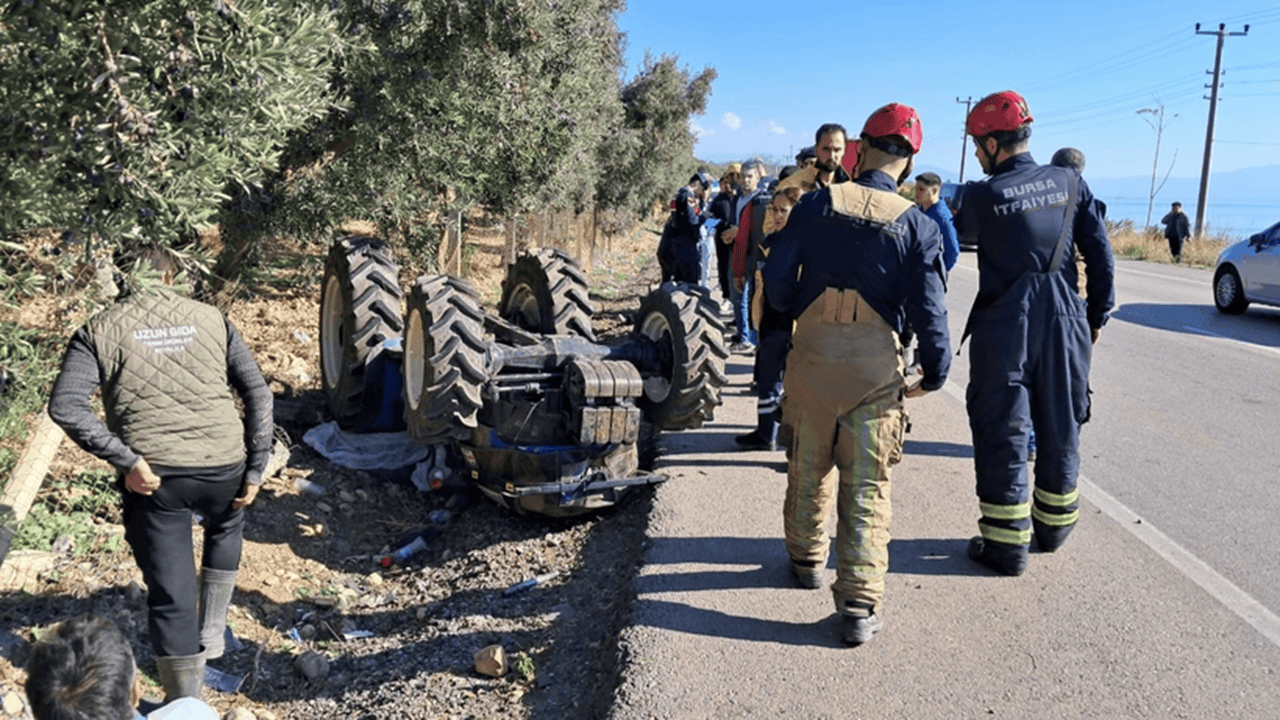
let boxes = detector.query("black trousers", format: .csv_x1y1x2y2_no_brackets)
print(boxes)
121,460,246,657
715,235,734,299
1167,234,1185,259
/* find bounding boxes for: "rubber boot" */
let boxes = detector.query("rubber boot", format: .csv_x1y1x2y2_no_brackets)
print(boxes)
156,652,205,701
198,567,238,660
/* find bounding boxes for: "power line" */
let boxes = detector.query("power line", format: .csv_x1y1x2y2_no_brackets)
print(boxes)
1019,30,1195,93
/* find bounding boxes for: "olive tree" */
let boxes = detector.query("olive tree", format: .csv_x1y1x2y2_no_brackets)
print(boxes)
597,52,716,220
244,0,626,270
0,0,343,263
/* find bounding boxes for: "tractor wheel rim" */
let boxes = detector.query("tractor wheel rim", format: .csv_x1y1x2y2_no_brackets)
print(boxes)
405,308,425,411
321,275,343,388
507,284,540,329
639,311,674,402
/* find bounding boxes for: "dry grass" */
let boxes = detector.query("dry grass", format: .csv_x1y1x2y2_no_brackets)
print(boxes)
1107,224,1231,269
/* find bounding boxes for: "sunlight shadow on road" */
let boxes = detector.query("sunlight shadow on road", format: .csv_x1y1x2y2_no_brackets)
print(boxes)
1111,302,1280,348
902,439,972,458
633,598,839,646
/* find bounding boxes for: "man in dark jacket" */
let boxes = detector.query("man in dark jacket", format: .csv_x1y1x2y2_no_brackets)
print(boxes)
764,103,951,646
48,245,273,703
958,91,1115,576
1161,201,1191,262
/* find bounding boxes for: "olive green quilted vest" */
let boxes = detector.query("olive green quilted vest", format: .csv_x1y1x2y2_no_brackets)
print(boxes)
85,288,245,467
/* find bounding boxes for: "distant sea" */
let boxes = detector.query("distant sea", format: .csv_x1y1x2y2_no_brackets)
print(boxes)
1098,197,1273,241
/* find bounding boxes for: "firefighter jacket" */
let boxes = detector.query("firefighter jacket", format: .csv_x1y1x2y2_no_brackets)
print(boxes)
763,169,952,391
956,153,1115,331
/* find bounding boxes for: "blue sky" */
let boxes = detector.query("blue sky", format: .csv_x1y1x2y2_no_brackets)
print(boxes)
617,1,1280,184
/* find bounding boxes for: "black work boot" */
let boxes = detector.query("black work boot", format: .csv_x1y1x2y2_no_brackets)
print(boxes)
734,430,777,451
1032,522,1075,553
840,605,883,646
736,412,779,451
789,559,823,589
967,536,1028,576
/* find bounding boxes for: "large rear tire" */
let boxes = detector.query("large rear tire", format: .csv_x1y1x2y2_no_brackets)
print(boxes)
403,275,488,445
498,248,597,340
320,237,403,430
634,282,728,430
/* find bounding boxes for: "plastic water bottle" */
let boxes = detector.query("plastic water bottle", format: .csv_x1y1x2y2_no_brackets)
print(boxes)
386,534,429,565
295,477,326,496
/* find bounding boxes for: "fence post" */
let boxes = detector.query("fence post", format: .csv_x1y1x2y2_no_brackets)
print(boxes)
444,209,463,276
505,214,518,265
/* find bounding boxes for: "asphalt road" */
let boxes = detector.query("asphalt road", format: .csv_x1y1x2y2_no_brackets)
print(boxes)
609,254,1280,720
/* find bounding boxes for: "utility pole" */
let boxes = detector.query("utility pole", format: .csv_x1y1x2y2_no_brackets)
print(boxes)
1193,22,1248,238
956,96,973,183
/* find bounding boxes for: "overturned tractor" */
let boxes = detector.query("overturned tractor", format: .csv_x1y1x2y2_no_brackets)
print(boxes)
319,237,728,516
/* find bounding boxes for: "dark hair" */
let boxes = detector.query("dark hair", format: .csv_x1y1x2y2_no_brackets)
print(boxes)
1171,201,1182,208
914,172,942,187
26,615,136,720
1050,147,1086,171
795,146,816,162
123,243,181,278
778,165,799,182
814,123,847,146
981,126,1032,151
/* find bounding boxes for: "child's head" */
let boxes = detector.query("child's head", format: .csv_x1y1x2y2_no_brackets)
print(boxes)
25,614,138,720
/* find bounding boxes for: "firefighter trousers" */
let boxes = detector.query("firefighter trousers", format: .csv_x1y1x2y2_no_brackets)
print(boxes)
966,272,1091,560
782,288,906,613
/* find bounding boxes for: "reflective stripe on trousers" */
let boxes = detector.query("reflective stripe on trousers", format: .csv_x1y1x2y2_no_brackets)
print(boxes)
782,288,905,613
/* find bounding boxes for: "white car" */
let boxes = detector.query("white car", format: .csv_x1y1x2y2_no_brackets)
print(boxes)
1212,221,1280,314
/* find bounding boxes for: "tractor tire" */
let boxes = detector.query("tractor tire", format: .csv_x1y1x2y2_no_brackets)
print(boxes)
403,275,488,446
320,237,403,430
634,282,728,430
499,248,597,340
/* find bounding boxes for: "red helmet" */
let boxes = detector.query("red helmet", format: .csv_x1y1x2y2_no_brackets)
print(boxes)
861,103,922,154
840,139,862,176
967,90,1033,136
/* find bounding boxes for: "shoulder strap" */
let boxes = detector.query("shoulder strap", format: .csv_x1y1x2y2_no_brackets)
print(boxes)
829,183,915,224
1048,170,1078,273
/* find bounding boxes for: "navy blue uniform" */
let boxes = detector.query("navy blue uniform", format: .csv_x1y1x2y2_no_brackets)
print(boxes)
765,170,952,391
957,153,1114,559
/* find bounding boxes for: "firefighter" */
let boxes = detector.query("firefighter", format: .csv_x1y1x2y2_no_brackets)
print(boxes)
763,103,951,646
957,91,1115,576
